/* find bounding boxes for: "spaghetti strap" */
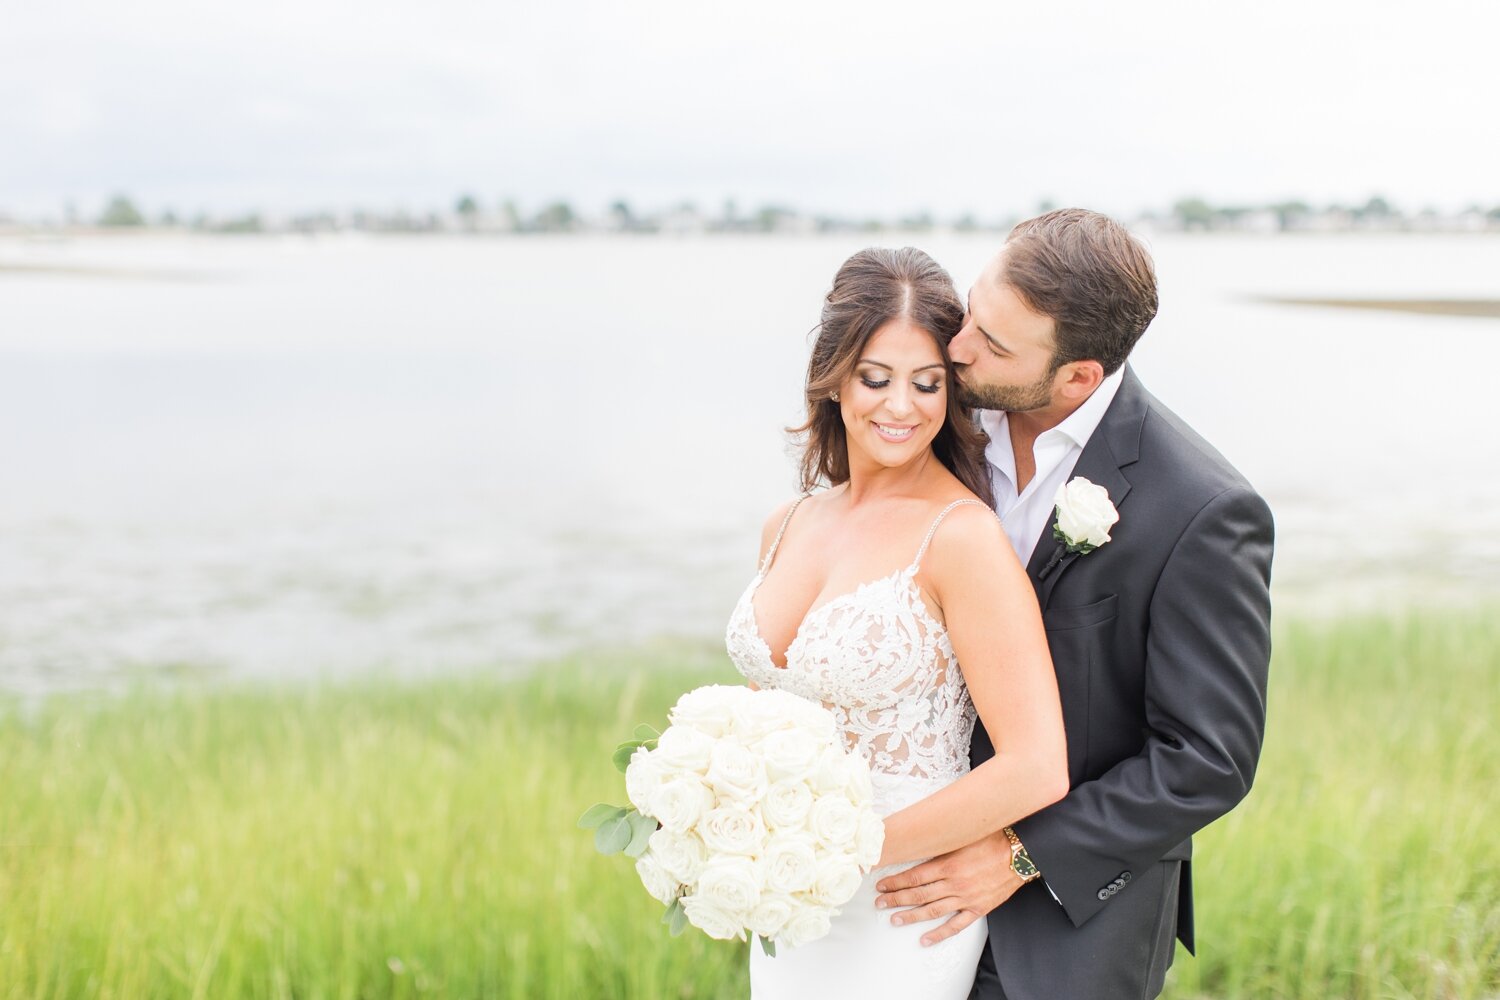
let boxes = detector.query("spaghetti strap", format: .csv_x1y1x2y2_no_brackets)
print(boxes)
911,499,994,568
759,495,811,575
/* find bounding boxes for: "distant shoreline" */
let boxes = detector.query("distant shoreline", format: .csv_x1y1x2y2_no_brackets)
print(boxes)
1257,296,1500,318
5,224,1500,241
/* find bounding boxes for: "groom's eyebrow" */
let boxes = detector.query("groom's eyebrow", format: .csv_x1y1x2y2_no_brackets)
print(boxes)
859,360,946,373
966,290,1011,355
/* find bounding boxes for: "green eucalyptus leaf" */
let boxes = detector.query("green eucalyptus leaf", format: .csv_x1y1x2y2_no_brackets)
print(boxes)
643,738,658,751
578,803,627,830
633,724,660,741
669,900,689,936
622,810,656,857
594,815,632,854
759,935,776,958
612,744,640,773
661,898,681,926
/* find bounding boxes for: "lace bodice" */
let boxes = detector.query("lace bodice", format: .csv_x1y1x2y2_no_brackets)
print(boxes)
725,497,990,788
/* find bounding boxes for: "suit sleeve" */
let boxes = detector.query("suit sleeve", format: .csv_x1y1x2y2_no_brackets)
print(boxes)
1011,484,1274,929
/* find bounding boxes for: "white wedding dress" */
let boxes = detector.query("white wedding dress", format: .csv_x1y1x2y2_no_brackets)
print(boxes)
725,496,991,999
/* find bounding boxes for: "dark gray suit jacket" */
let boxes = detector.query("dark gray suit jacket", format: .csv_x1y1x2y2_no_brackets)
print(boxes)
969,366,1274,1000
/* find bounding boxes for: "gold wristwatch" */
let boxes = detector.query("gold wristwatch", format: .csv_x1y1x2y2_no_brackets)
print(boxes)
1003,826,1041,883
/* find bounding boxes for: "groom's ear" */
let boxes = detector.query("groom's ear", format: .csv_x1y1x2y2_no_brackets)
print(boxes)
1055,360,1105,401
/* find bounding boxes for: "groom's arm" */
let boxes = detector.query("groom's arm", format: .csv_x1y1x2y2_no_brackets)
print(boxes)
1013,483,1274,930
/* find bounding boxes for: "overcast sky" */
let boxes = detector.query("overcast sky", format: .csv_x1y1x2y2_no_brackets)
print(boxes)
3,0,1497,219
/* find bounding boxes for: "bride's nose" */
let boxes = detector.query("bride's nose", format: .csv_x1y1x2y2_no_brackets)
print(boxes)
884,383,916,419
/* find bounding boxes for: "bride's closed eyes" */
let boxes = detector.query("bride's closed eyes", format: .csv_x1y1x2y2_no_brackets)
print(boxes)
857,370,944,394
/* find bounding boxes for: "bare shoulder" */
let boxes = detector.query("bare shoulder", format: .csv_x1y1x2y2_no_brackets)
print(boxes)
757,494,812,564
922,497,1022,585
930,496,1007,546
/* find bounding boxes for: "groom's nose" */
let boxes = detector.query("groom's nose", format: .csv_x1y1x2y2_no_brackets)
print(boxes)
950,319,978,366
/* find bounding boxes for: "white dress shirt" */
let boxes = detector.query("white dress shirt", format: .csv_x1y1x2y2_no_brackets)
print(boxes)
978,367,1123,904
979,367,1125,567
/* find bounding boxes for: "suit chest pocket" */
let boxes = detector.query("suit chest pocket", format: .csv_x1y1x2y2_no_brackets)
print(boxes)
1042,593,1118,632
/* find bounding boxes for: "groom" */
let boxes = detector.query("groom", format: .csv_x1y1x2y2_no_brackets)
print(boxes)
874,209,1274,999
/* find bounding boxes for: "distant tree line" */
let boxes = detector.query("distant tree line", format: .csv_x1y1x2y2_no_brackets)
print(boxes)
13,192,1500,236
1154,195,1499,232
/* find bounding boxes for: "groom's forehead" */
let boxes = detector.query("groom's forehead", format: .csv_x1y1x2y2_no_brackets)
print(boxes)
971,252,1010,294
966,261,1014,313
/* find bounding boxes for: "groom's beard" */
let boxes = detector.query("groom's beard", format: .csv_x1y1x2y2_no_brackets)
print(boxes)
956,368,1055,413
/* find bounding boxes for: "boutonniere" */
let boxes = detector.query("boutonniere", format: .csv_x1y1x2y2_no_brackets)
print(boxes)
1052,477,1120,556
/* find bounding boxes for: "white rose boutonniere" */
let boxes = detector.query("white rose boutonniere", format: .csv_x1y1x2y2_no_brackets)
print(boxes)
1052,476,1120,555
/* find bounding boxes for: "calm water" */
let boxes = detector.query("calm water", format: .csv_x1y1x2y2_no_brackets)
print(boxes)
2,232,1498,693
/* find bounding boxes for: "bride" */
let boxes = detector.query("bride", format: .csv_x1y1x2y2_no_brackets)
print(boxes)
725,247,1068,997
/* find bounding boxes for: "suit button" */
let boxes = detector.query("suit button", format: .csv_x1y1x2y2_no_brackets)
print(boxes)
1122,872,1132,883
1097,889,1108,900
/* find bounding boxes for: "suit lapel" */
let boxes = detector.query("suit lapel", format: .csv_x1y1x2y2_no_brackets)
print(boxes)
1026,365,1148,608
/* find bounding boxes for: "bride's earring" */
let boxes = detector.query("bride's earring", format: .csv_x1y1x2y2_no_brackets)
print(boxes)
831,392,840,402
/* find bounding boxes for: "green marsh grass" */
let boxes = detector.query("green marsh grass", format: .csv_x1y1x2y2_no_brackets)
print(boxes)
1,614,1496,998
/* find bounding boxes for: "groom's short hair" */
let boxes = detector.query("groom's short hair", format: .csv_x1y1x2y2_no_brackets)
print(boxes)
1002,208,1158,376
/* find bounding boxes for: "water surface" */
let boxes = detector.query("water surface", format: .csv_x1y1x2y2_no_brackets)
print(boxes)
2,232,1496,692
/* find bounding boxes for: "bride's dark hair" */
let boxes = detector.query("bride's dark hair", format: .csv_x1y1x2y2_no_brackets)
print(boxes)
790,247,994,507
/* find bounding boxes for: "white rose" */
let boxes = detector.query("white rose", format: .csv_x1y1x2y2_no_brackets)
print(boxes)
776,903,832,948
635,853,682,906
695,856,763,915
807,747,852,794
733,691,796,742
652,725,715,775
669,685,744,738
844,753,874,806
762,833,818,894
760,779,815,831
651,776,713,835
745,892,795,939
787,698,838,743
682,893,745,941
647,828,708,884
624,749,667,816
808,794,861,848
758,728,822,782
854,812,885,868
697,805,766,856
809,853,863,907
705,741,769,805
1053,477,1119,550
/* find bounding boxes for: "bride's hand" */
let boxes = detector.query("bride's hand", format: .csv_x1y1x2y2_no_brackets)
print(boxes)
872,829,1021,946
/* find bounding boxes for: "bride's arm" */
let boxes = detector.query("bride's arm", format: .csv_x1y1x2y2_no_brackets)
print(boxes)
875,506,1068,868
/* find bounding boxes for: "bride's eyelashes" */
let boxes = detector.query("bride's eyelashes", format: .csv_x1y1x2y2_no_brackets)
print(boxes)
857,375,943,394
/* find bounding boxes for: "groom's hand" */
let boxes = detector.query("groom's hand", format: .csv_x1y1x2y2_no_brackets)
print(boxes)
873,829,1022,946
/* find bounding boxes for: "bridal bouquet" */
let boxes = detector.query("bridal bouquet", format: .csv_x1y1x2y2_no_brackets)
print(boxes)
579,685,884,955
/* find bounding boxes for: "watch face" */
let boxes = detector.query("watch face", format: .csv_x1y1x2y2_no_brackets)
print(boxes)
1013,852,1040,880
